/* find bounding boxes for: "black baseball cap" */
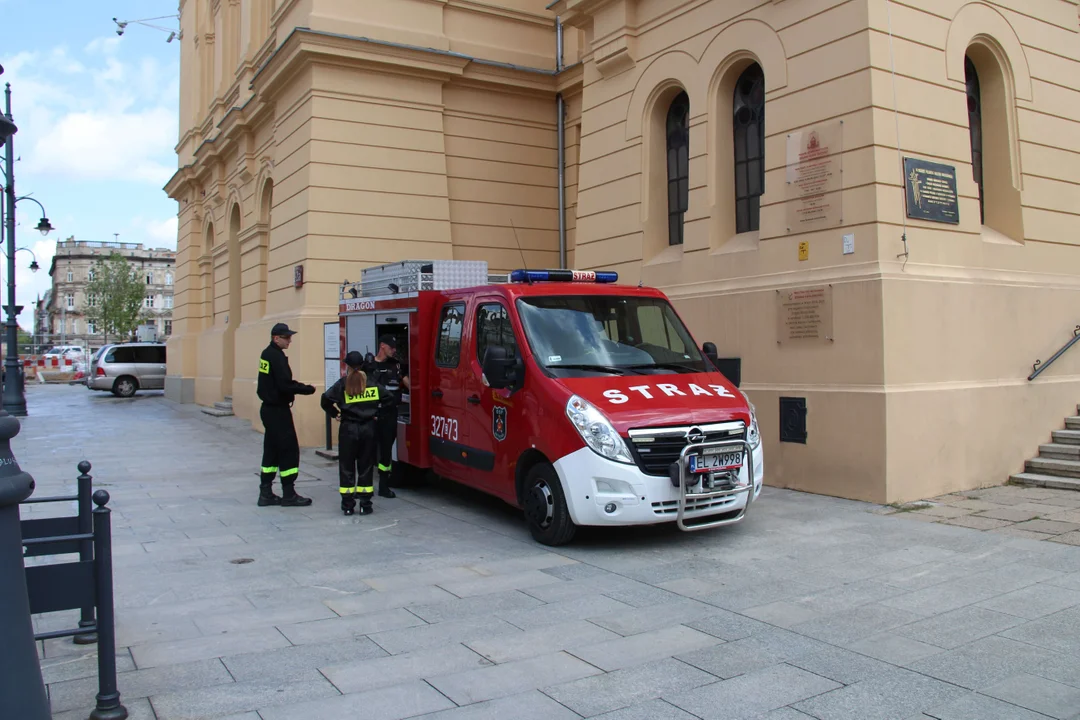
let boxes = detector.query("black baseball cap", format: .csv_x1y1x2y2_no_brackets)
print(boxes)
344,350,364,368
271,322,298,337
379,334,397,349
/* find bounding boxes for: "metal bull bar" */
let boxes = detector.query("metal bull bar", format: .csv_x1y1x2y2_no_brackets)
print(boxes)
674,438,755,532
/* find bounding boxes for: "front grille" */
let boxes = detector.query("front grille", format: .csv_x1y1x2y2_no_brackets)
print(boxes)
652,496,741,516
627,421,746,477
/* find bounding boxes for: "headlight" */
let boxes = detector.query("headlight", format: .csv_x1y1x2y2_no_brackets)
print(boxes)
566,395,634,464
740,390,761,450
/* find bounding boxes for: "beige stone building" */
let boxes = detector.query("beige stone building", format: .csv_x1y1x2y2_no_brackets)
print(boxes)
165,0,1080,504
47,238,176,350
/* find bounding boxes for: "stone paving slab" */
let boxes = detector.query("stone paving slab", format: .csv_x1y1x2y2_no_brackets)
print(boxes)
882,485,1080,547
14,385,1080,719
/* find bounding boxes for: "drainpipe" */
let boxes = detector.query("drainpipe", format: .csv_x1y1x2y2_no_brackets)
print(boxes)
556,16,567,270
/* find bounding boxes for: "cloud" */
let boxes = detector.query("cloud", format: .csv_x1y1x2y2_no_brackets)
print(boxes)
28,107,177,184
84,36,121,56
0,36,180,329
5,40,179,185
130,216,179,249
46,46,85,74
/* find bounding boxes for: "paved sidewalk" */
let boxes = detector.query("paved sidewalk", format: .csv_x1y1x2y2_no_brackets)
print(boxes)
876,486,1080,545
17,384,1080,720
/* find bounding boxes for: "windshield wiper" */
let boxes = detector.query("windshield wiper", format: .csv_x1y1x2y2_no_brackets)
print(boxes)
549,363,639,375
626,362,699,374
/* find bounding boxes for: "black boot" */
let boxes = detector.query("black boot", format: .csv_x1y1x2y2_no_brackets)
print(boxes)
258,481,281,507
378,470,396,499
341,494,355,516
281,482,312,507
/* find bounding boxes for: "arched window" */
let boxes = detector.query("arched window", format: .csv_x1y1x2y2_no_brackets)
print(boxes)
965,56,984,225
733,63,765,234
666,91,690,246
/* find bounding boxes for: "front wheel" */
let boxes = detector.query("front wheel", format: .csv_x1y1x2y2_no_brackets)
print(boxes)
522,463,576,546
112,376,138,398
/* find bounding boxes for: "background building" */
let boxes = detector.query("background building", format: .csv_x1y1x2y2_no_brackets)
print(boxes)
34,290,51,339
47,237,176,351
166,0,1080,504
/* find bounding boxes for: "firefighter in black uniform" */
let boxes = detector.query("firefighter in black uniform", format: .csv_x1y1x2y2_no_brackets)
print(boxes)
321,351,389,515
257,323,316,507
363,334,408,498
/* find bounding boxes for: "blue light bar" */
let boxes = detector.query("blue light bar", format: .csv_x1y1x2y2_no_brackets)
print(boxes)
509,269,619,284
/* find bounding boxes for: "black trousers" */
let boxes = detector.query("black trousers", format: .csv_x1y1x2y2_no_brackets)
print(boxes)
339,420,375,510
260,404,300,492
375,408,397,486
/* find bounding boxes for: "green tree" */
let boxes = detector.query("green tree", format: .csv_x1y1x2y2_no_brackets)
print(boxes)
82,252,148,344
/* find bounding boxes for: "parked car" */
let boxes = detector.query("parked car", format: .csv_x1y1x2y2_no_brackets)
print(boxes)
85,342,167,397
43,345,85,364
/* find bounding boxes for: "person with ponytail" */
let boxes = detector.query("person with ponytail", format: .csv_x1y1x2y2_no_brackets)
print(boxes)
321,351,388,515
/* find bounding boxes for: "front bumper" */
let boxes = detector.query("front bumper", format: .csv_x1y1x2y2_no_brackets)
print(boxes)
551,440,763,528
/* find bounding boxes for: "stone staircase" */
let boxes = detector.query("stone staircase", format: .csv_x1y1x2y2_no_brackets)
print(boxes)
1010,405,1080,491
201,395,234,418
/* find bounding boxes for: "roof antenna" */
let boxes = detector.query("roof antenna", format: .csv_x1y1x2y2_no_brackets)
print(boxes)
509,217,532,283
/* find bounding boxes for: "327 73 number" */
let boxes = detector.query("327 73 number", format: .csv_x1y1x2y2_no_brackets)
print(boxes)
431,415,459,442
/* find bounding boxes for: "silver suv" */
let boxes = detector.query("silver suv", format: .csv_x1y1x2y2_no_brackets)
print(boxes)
86,342,167,397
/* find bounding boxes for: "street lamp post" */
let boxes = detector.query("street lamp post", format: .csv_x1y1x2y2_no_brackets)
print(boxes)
0,69,51,720
3,83,52,417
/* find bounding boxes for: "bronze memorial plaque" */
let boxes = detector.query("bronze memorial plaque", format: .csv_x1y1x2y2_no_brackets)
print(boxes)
776,284,834,343
903,156,960,224
785,120,843,233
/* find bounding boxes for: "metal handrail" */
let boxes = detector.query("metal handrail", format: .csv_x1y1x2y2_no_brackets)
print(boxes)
22,532,94,546
22,493,78,504
675,439,755,531
1029,325,1080,381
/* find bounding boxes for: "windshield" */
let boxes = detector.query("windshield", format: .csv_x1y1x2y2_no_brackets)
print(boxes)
515,294,708,377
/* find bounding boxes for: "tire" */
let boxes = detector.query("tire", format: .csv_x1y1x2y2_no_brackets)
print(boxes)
521,462,576,546
112,376,138,398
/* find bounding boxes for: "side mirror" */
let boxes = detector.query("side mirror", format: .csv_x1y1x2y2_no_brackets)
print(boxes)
702,343,742,388
482,346,517,390
702,342,719,368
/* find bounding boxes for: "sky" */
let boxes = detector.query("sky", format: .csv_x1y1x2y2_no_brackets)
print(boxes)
1,0,181,331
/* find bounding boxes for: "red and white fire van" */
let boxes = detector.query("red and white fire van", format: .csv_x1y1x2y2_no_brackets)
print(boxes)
337,260,763,546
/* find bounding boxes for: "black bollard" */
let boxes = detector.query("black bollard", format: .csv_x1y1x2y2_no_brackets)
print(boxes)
0,410,49,719
90,489,127,720
74,460,98,644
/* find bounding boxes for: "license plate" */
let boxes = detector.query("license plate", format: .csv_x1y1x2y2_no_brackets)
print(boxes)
688,450,743,474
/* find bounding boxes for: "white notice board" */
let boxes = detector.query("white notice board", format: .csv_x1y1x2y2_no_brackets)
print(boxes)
324,359,339,392
324,321,341,389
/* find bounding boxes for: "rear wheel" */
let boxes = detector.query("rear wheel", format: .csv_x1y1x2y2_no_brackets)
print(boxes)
522,462,576,546
112,376,138,398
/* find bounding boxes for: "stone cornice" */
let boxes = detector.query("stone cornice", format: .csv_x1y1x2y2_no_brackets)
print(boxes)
547,0,622,27
447,0,556,26
165,164,197,199
238,222,268,245
547,0,637,77
251,27,565,102
556,61,585,94
252,28,471,101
